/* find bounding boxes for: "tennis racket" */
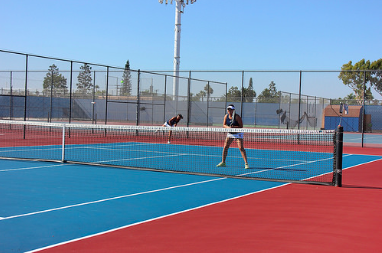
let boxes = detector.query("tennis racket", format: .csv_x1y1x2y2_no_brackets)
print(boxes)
230,111,236,127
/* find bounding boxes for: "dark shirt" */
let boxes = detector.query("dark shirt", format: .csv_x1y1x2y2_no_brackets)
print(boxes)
225,114,239,127
167,116,180,126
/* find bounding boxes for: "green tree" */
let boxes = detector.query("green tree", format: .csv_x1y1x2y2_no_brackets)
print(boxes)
192,83,214,101
223,79,257,102
257,81,279,103
42,64,68,96
226,86,241,102
77,63,93,94
121,60,132,96
338,59,375,102
345,93,357,100
243,77,256,102
204,83,214,97
195,90,206,101
331,93,359,105
370,59,382,96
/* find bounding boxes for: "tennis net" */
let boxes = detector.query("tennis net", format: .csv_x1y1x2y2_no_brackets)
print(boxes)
0,120,343,186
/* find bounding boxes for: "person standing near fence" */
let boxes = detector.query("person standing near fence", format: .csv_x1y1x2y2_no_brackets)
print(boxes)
161,114,183,144
216,104,249,169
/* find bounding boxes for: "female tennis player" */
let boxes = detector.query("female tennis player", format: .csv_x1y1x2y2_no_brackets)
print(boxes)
216,104,249,169
162,114,183,144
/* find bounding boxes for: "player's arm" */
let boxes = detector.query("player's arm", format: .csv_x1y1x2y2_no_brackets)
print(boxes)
236,115,243,128
174,117,179,127
223,115,230,128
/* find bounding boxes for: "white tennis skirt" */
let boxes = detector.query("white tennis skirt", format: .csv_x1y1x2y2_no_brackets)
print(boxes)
227,132,244,139
163,122,174,127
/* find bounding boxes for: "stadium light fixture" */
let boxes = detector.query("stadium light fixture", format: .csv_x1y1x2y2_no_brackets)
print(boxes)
159,0,196,113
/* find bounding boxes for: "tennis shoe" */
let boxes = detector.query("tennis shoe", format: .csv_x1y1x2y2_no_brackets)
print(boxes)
167,141,171,144
216,162,226,167
245,163,250,169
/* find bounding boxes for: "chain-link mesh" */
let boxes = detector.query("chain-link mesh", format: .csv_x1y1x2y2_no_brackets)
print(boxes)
1,50,381,148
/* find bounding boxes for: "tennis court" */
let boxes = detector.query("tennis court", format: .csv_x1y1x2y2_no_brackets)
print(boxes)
1,141,333,181
0,151,381,252
0,120,382,252
0,120,341,185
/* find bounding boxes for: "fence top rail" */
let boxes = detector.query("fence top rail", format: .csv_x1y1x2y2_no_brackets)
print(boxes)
139,70,227,85
1,69,381,73
0,50,226,85
0,49,125,70
147,70,382,73
2,49,380,74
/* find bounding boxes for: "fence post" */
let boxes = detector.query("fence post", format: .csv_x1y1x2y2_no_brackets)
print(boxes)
207,81,210,127
187,72,191,127
163,75,167,124
278,91,281,129
288,92,291,129
92,71,96,124
9,71,13,119
361,70,366,147
23,55,28,139
240,71,244,114
105,67,109,125
69,61,73,123
49,68,54,122
136,69,140,126
225,82,228,110
24,54,28,122
297,71,302,129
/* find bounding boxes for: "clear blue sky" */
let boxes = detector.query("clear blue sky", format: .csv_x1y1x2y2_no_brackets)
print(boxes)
1,0,382,98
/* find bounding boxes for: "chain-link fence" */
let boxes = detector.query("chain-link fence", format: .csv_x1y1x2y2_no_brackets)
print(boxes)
0,50,227,127
1,49,381,147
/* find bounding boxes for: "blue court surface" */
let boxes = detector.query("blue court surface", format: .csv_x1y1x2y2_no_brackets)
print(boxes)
0,150,381,252
1,140,339,183
344,132,382,145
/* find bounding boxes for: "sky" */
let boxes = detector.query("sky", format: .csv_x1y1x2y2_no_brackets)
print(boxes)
1,0,382,99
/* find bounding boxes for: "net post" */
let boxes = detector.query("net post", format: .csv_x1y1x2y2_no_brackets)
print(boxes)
334,125,343,187
61,124,66,163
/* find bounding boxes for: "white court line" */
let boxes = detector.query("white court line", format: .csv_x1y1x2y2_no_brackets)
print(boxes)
0,164,66,172
92,153,188,164
0,143,138,154
0,147,62,153
0,177,225,221
238,154,338,177
341,154,382,168
3,151,310,223
25,183,287,253
1,151,366,222
17,154,382,252
81,145,323,163
83,146,183,156
0,142,336,164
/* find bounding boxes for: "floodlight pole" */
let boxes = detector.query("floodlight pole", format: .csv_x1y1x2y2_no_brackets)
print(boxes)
159,0,196,114
173,0,181,102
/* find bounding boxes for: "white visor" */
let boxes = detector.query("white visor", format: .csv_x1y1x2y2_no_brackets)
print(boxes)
227,105,235,110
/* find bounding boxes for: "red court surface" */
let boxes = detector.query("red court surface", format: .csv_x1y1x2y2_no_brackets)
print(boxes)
37,148,382,253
